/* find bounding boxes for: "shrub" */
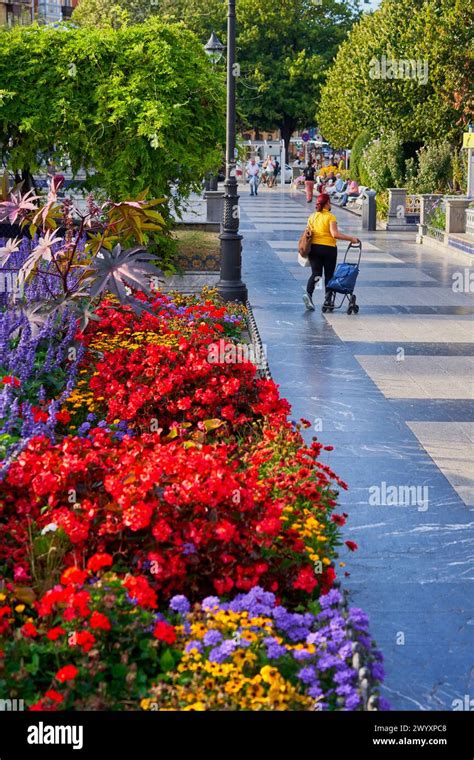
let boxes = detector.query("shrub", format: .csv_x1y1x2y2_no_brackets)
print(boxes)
349,131,372,184
405,141,453,194
360,132,404,192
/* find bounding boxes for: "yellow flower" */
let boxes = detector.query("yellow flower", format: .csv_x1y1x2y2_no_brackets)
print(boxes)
260,666,279,684
183,702,206,711
14,605,25,613
140,699,151,711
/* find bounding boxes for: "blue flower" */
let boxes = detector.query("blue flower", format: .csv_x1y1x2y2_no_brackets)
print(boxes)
298,666,318,684
203,630,223,646
169,595,191,615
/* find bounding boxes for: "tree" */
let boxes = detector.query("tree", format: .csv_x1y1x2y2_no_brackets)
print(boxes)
74,0,361,156
0,20,225,206
72,0,156,28
318,0,473,148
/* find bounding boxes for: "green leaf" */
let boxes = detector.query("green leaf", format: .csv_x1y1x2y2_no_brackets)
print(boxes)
159,649,176,673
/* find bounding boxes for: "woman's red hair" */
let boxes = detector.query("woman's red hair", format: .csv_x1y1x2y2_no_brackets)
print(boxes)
316,193,331,212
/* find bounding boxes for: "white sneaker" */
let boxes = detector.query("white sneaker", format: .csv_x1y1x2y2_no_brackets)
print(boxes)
303,292,315,311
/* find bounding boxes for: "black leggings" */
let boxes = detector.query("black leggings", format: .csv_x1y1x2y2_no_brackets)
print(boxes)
306,244,338,295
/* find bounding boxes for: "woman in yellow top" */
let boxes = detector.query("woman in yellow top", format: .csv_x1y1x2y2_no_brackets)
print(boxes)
303,192,359,311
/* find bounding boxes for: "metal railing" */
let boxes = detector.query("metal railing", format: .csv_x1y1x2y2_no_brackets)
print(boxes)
425,225,445,242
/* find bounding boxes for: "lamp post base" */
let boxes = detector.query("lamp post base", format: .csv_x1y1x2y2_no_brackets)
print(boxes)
217,230,248,303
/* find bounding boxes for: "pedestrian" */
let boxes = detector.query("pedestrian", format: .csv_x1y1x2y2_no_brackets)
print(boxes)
303,159,316,203
246,157,260,196
272,158,280,187
339,178,360,207
266,155,276,187
303,192,360,311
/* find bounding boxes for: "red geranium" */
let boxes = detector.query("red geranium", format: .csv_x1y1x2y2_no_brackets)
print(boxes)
55,665,78,683
89,611,111,631
153,621,176,644
87,553,113,573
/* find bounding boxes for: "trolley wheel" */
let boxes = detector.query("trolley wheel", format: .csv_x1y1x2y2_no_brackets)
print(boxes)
353,304,360,314
322,306,328,313
347,306,353,314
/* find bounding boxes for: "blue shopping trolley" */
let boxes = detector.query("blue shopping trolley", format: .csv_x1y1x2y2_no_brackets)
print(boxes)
322,242,361,315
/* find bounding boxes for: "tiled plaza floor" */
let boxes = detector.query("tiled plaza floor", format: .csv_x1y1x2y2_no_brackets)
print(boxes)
240,184,474,711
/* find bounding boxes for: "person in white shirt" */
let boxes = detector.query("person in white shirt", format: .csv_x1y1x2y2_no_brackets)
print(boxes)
246,158,260,196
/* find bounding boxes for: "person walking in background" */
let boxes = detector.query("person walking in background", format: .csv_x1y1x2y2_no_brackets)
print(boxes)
303,192,359,311
266,155,276,187
303,159,316,203
339,178,360,207
246,157,260,196
272,158,280,187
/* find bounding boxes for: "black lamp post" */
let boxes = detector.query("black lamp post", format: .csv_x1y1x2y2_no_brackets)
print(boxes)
204,4,248,303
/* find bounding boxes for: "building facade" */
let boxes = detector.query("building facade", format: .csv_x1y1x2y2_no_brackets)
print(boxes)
0,0,77,25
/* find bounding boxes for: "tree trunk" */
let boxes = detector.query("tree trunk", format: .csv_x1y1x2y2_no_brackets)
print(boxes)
280,117,297,162
21,168,36,193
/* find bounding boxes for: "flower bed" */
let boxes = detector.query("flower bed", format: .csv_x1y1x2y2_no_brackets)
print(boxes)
0,284,387,710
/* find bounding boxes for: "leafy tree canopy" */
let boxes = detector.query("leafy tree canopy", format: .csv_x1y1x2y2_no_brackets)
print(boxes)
0,19,225,205
318,0,473,148
73,0,361,151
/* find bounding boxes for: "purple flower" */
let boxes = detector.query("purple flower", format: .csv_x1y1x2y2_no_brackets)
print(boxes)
203,630,223,646
297,666,317,684
293,648,314,662
264,637,287,659
78,422,91,436
371,661,385,681
348,607,370,629
201,596,221,611
316,653,341,671
320,589,343,608
169,595,191,615
208,640,236,663
185,640,203,654
344,693,362,710
308,684,323,699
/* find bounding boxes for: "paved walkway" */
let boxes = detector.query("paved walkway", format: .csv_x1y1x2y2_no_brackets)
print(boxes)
240,184,474,711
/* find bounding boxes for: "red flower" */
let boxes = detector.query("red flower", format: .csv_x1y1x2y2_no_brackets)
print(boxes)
213,576,234,595
345,540,358,552
60,567,88,586
44,690,64,704
123,501,153,531
123,575,157,609
153,621,176,644
31,406,49,424
55,665,78,683
70,631,96,652
214,520,236,542
89,611,111,631
293,566,318,593
55,410,71,425
152,520,172,542
331,514,347,527
47,626,66,641
86,553,113,573
21,622,38,638
2,376,20,387
0,606,11,619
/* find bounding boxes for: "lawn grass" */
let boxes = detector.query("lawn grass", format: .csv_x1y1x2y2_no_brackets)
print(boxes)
173,229,220,256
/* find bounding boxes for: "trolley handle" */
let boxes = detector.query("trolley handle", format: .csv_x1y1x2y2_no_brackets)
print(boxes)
343,241,362,265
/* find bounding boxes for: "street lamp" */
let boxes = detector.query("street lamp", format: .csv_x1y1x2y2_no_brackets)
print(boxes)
204,32,225,65
204,5,248,303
